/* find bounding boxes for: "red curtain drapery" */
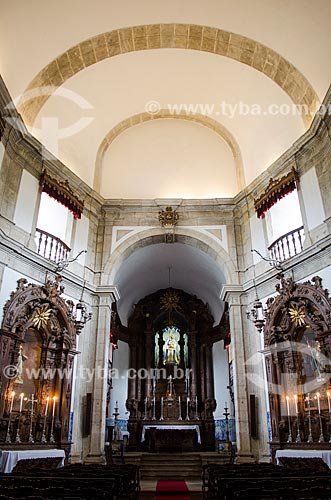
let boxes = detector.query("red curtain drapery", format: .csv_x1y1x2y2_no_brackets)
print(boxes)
40,171,84,219
254,168,298,218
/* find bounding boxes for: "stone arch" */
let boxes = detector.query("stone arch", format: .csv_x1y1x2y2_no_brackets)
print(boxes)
101,227,238,287
94,110,245,192
19,24,319,128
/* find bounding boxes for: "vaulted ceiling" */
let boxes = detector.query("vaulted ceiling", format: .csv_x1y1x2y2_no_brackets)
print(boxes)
1,0,330,200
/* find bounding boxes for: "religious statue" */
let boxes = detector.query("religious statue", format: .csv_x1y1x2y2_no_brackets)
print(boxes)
14,344,28,384
163,331,179,365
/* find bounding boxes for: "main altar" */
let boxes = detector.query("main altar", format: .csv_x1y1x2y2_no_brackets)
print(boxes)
113,287,230,452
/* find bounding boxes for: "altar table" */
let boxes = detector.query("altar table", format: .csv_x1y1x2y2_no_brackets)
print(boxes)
0,449,65,473
276,449,331,468
141,424,201,444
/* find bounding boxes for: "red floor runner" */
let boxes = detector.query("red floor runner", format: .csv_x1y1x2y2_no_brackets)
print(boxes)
155,480,190,499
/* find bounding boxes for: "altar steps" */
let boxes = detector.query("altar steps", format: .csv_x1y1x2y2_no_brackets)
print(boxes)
140,452,202,480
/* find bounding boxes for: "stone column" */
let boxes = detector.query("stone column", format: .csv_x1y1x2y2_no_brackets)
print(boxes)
200,344,206,402
221,285,254,461
128,343,137,400
188,332,197,399
205,344,215,400
86,288,118,463
145,330,153,397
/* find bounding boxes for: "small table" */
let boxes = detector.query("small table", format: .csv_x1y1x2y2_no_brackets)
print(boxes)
0,449,65,473
276,449,331,468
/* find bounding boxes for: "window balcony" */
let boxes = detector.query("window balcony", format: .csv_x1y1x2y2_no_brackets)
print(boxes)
268,226,304,263
35,228,71,264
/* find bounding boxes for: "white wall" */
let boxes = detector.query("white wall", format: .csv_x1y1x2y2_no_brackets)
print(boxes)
300,167,325,231
71,214,89,266
110,340,130,420
213,340,231,419
250,214,266,264
13,170,39,233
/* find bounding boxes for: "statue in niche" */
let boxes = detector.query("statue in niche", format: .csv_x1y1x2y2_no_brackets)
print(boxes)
163,330,180,365
14,344,28,384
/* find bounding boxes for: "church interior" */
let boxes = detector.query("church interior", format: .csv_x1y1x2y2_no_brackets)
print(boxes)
0,1,331,498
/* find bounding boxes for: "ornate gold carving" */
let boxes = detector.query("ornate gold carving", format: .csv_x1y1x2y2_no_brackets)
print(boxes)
160,290,181,312
32,304,52,330
158,206,179,228
254,168,298,218
288,302,306,326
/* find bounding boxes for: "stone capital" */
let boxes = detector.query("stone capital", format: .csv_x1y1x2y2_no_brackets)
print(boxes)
220,284,244,305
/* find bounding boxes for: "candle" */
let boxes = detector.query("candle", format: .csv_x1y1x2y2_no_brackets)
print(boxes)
45,396,49,417
52,396,57,417
294,395,298,414
115,400,118,408
286,395,290,416
9,391,15,413
316,392,321,414
179,395,181,405
31,394,35,416
195,395,198,407
327,392,331,413
161,396,163,407
19,393,24,413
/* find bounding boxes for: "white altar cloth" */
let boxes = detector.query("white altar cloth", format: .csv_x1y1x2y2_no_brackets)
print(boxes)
276,449,331,468
141,425,201,444
0,449,65,473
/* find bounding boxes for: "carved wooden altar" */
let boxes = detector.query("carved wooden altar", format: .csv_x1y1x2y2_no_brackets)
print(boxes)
0,277,79,457
263,275,331,461
113,287,229,452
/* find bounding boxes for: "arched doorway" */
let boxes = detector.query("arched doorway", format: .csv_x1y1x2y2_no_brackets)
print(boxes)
104,236,236,453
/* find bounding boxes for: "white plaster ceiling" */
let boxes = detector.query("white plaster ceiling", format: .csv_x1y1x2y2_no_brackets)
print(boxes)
114,243,226,327
1,0,330,199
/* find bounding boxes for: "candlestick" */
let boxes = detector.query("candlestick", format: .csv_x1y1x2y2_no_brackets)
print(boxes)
159,396,164,421
152,396,156,421
286,396,292,443
294,395,298,414
316,393,324,442
45,396,49,417
52,396,56,417
178,395,182,421
185,397,190,421
41,396,50,443
49,396,57,443
306,393,313,443
19,393,24,413
316,392,321,414
29,394,35,443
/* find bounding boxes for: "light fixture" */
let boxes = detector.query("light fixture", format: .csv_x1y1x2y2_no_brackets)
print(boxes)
67,282,92,335
246,279,267,333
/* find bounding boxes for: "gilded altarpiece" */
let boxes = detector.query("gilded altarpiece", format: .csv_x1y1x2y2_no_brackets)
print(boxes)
263,275,331,461
0,277,78,458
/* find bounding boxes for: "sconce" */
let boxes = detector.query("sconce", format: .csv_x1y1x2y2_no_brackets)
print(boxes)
67,284,92,335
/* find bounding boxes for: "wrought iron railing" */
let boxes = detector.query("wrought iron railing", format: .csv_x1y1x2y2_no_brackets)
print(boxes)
268,226,304,263
35,228,71,263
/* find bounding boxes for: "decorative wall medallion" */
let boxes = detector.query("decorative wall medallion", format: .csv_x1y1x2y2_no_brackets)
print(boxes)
32,304,52,330
160,290,181,312
288,303,306,326
158,207,179,228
